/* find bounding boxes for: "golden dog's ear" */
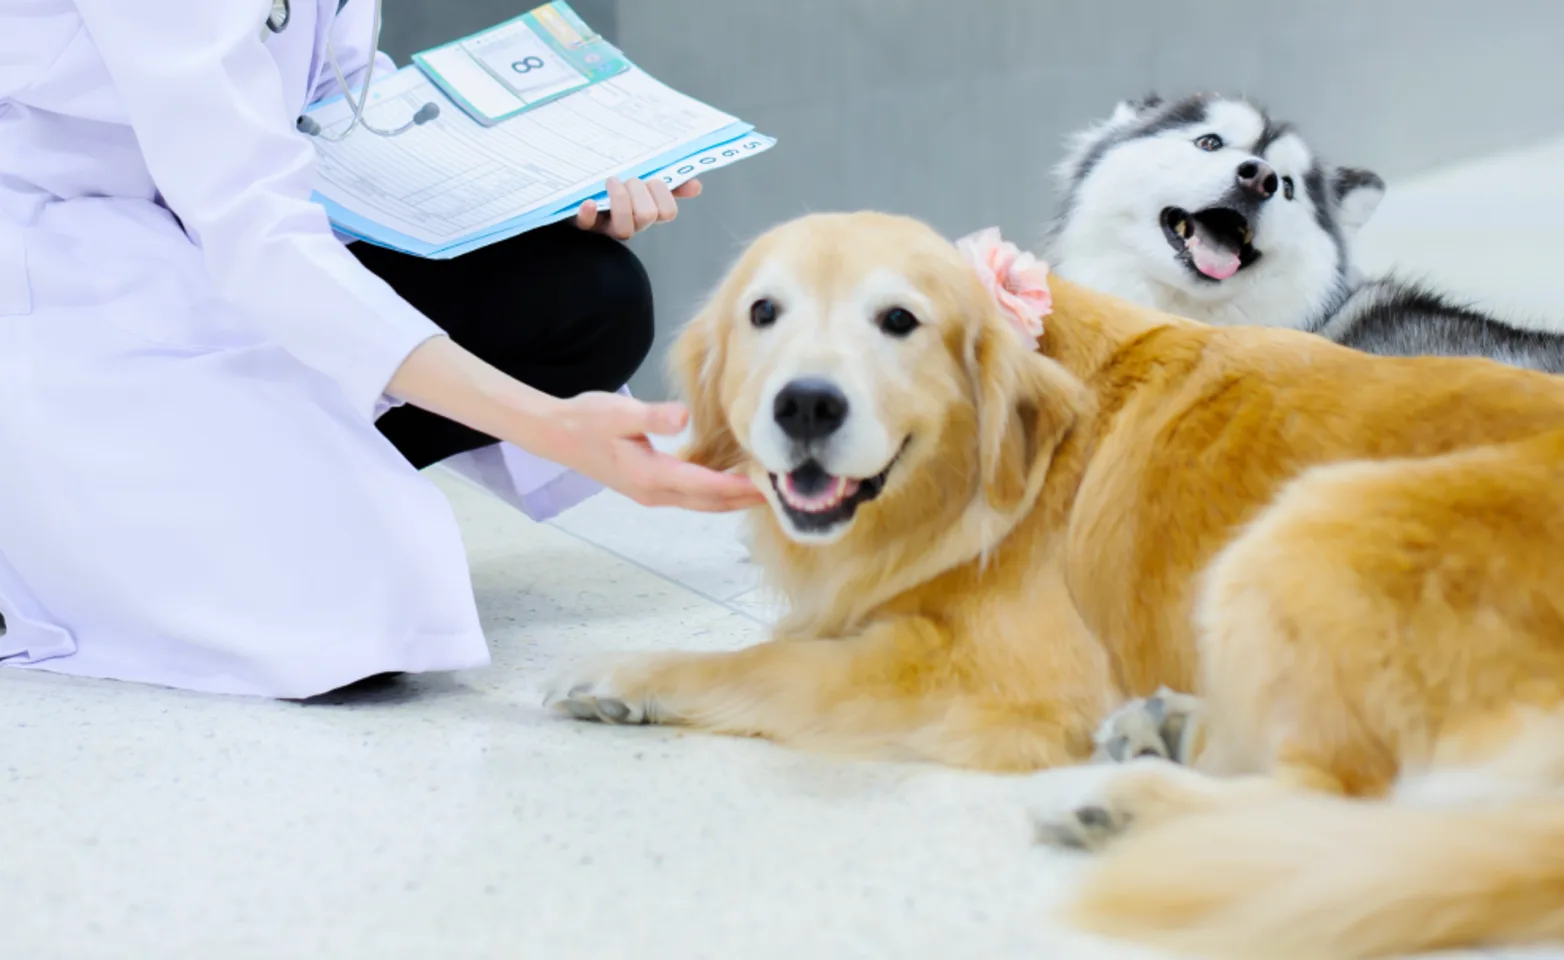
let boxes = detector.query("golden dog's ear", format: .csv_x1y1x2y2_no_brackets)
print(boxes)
973,325,1084,514
668,301,745,472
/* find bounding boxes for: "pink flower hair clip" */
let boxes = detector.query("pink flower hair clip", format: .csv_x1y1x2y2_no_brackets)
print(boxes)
956,227,1052,346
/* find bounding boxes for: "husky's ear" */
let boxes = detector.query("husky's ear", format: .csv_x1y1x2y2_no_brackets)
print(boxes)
1057,94,1163,188
1332,167,1385,236
668,296,744,473
971,324,1085,514
1112,93,1164,124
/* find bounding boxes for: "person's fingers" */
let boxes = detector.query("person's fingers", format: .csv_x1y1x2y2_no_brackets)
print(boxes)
664,496,756,514
641,486,757,513
575,198,599,231
554,391,760,511
672,486,768,513
625,179,660,232
640,402,689,436
612,438,762,509
672,179,703,199
604,178,634,239
645,476,765,512
586,395,686,438
647,178,679,222
643,455,764,506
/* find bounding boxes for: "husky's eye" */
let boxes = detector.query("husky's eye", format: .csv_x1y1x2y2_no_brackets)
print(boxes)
750,298,779,328
1194,133,1224,151
1282,176,1296,201
877,307,921,337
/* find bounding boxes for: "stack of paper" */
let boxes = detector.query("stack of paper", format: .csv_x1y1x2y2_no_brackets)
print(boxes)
304,5,775,259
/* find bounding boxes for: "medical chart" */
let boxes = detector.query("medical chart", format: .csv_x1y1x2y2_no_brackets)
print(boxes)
305,65,774,259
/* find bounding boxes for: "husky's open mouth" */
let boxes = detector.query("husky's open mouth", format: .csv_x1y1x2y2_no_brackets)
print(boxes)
767,443,905,536
1160,207,1262,282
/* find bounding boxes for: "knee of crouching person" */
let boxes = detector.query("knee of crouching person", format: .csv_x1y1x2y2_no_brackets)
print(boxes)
588,236,657,383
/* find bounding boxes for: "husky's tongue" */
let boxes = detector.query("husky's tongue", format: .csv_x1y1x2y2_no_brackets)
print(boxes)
1184,221,1242,280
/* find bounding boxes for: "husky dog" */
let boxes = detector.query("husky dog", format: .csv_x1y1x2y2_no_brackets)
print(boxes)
1046,93,1564,373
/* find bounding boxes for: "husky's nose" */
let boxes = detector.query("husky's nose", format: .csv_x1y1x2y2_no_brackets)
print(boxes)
1236,160,1280,200
774,378,849,442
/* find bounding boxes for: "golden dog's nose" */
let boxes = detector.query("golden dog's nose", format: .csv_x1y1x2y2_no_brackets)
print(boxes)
773,378,849,441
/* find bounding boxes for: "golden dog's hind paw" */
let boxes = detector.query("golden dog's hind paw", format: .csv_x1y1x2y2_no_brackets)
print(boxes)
1092,686,1206,765
1032,798,1136,852
1027,760,1205,853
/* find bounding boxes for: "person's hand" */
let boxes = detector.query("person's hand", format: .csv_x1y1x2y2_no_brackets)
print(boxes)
385,336,758,513
575,177,702,241
536,391,762,512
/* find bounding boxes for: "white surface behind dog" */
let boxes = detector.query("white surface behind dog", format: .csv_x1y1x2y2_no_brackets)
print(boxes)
5,141,1564,959
1355,135,1564,331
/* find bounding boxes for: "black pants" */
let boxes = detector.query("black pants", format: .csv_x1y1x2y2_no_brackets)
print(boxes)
351,222,656,469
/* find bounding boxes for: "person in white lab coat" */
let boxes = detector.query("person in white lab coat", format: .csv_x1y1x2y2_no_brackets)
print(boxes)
0,0,762,699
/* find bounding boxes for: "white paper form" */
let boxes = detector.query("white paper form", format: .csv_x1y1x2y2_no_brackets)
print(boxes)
306,66,742,247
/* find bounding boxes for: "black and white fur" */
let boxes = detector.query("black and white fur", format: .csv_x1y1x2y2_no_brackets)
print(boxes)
1046,93,1564,373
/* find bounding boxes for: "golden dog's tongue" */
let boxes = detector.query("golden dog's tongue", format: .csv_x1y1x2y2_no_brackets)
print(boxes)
781,471,860,513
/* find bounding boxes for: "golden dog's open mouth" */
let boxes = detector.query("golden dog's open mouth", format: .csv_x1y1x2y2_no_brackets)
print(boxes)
766,441,906,537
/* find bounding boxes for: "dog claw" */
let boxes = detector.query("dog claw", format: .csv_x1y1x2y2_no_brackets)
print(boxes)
1033,799,1135,852
562,699,600,721
1076,805,1112,829
596,699,632,723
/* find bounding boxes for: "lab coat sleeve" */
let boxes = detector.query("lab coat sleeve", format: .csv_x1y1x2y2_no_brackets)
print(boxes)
73,0,443,420
309,0,399,107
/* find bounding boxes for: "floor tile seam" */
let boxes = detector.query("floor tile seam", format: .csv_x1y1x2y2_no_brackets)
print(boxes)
541,521,771,627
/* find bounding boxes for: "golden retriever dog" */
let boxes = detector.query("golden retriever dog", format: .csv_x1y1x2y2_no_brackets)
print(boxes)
544,211,1564,958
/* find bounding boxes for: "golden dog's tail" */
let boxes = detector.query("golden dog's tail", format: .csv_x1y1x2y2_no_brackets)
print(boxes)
1068,793,1564,959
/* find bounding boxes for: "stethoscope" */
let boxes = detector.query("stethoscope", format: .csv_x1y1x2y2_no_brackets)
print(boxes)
268,0,441,140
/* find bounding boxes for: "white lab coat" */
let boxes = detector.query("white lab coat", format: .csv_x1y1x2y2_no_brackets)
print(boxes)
0,0,605,697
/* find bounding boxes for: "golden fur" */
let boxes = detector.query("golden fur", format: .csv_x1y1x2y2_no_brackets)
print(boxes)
546,211,1564,957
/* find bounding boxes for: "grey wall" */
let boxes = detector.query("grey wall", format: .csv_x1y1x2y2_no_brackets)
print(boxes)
380,0,1564,397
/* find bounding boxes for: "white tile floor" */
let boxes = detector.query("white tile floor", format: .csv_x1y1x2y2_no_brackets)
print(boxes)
6,138,1564,959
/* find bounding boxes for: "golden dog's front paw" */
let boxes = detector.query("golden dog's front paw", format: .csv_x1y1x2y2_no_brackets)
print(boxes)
542,654,672,726
1092,686,1206,765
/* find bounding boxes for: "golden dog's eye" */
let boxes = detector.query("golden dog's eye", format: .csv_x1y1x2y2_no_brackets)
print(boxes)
877,307,920,337
1194,133,1224,151
750,298,779,328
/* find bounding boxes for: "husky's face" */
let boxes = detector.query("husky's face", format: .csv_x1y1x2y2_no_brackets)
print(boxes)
1050,95,1386,327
